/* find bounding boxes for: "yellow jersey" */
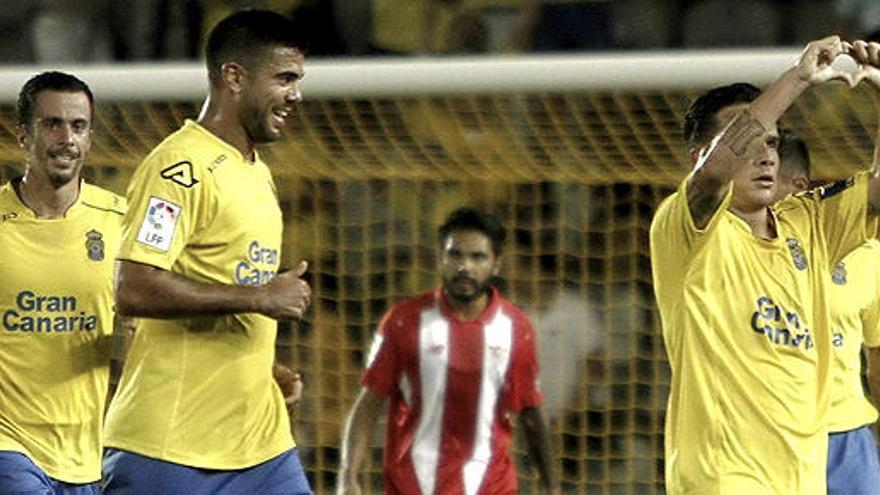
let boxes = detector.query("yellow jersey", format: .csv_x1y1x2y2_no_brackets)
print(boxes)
827,239,880,432
650,173,872,494
104,120,292,469
0,180,125,483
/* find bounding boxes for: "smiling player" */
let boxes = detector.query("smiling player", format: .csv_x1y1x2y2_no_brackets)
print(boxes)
102,10,313,494
0,71,125,495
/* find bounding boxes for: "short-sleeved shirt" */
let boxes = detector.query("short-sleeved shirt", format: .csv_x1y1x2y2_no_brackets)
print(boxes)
827,239,880,432
0,181,125,483
103,120,291,470
362,287,542,495
650,172,873,494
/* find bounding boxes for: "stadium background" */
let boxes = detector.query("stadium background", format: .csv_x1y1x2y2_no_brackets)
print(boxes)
3,1,880,494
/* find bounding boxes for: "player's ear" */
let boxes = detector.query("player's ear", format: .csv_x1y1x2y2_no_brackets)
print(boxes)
437,238,449,267
688,146,700,164
15,124,29,150
793,175,810,192
492,255,501,276
221,62,247,95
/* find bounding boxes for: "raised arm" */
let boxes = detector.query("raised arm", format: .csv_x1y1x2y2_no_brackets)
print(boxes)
114,259,311,320
520,406,559,495
872,84,880,176
849,40,880,217
687,36,851,228
338,387,386,495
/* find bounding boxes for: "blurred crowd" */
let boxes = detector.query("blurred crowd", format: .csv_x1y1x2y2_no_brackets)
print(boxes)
3,0,880,64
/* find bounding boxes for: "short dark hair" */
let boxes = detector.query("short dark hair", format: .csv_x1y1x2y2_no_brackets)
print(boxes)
17,71,94,127
683,83,762,148
438,207,506,256
778,128,811,180
206,9,304,84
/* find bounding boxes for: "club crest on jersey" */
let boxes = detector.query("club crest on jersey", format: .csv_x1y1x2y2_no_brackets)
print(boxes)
160,161,198,188
786,238,807,270
136,197,181,252
85,229,104,261
488,345,507,358
832,261,847,285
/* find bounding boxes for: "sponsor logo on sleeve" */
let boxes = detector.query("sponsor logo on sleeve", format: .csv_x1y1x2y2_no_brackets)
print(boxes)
160,161,199,188
136,197,181,252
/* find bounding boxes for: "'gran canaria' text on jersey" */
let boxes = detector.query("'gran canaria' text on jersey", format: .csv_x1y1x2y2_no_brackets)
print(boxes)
750,296,813,349
3,290,98,332
235,240,279,286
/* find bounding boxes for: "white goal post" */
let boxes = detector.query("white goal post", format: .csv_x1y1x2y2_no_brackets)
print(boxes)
0,49,803,101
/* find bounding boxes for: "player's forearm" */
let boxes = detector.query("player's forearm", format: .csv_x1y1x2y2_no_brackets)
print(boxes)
105,315,135,406
871,91,880,174
752,68,811,128
869,91,880,218
339,388,385,486
866,347,880,407
114,260,266,318
520,406,557,493
687,69,808,228
695,70,807,186
684,107,760,228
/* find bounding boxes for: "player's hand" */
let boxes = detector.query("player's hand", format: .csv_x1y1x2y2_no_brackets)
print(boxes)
795,35,856,87
272,363,303,410
259,260,311,320
849,40,880,89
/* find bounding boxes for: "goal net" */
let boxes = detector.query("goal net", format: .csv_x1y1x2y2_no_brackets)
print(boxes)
0,50,875,494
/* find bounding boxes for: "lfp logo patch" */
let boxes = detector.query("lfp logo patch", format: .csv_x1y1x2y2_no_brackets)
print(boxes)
136,197,181,252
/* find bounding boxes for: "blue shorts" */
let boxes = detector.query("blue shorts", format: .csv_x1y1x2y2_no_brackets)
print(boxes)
101,448,311,495
0,451,99,495
827,425,880,495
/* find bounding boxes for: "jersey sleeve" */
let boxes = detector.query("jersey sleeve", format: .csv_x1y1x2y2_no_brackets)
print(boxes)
813,172,875,267
650,173,732,306
503,314,543,412
116,147,218,270
361,308,403,398
862,244,880,348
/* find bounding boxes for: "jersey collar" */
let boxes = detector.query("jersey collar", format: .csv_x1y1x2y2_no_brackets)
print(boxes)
726,206,783,245
0,177,85,220
184,120,263,165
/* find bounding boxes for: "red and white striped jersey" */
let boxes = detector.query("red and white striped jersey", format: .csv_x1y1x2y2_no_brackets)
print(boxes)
362,287,542,495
